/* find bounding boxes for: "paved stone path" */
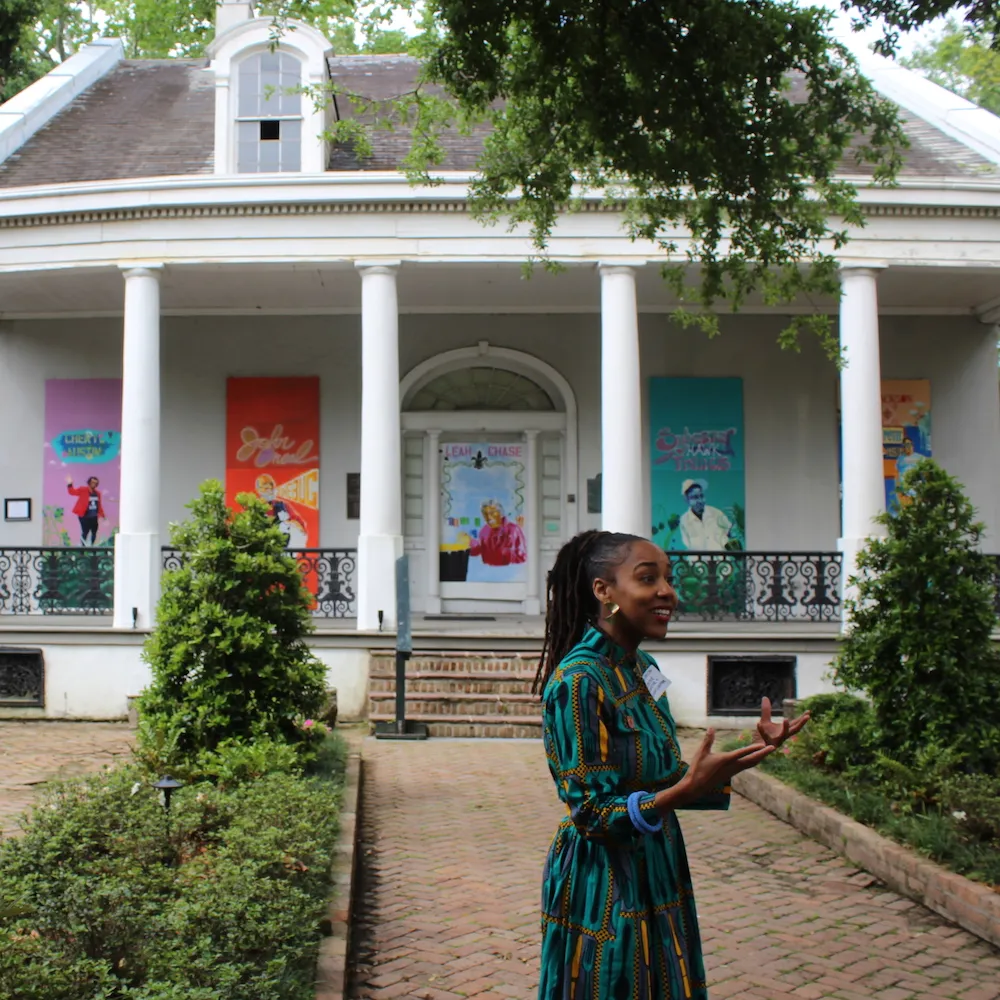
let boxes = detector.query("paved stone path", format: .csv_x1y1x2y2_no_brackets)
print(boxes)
350,738,1000,1000
0,721,132,836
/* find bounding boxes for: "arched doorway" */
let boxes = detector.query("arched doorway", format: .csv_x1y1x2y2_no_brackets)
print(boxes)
400,342,578,615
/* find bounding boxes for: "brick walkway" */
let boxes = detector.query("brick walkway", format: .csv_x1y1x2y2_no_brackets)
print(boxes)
349,738,1000,1000
0,721,133,836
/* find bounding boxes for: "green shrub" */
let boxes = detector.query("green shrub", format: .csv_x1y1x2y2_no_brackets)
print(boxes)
138,480,327,756
789,693,880,772
939,773,1000,844
836,460,1000,769
0,742,344,1000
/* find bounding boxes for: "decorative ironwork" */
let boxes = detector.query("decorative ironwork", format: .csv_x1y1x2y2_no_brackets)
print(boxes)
708,655,796,716
0,548,113,616
161,547,357,619
668,551,842,623
295,550,357,618
0,647,44,706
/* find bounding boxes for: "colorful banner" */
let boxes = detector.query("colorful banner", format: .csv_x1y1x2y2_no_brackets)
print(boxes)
440,442,527,584
43,379,122,547
225,377,320,550
882,379,931,512
649,377,746,551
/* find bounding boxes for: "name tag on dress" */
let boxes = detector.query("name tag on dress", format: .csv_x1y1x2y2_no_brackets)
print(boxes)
642,664,671,701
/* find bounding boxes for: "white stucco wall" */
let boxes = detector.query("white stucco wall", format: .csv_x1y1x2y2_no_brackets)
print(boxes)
1,310,997,557
0,634,369,721
650,640,840,730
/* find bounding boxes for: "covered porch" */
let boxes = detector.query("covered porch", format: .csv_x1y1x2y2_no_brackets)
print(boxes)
2,253,1000,635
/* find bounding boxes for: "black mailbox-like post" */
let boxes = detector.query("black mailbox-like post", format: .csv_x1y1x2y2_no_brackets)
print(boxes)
374,555,428,740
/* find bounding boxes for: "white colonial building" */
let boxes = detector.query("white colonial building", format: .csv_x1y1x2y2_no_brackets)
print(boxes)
1,0,999,731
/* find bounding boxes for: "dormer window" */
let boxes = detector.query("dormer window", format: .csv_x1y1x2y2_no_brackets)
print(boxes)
209,16,331,175
236,51,302,172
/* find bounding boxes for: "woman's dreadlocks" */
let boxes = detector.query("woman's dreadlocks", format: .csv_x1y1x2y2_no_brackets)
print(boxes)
532,530,643,696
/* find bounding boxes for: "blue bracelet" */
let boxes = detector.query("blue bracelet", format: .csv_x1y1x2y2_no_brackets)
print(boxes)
627,791,663,834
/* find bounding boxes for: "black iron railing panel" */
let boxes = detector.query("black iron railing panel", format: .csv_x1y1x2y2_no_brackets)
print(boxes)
667,551,843,623
0,548,114,615
161,547,357,619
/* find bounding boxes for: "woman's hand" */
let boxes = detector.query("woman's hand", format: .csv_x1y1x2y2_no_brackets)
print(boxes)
755,697,810,749
658,730,774,810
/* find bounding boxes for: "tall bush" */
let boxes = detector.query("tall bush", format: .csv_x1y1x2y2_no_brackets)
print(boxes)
835,460,1000,768
138,480,326,755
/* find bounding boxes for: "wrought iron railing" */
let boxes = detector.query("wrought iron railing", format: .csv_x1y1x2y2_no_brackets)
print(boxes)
161,547,357,619
667,551,843,623
5,545,1000,626
0,547,114,615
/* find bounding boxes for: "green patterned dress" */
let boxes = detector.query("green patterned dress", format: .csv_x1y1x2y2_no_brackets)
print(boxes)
538,626,730,1000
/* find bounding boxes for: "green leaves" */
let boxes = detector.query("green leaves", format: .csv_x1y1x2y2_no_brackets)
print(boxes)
903,17,1000,115
837,459,1000,770
138,480,327,757
419,1,904,357
0,752,345,1000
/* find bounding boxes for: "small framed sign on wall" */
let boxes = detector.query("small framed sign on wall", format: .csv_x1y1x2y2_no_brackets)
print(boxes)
4,498,32,522
346,473,360,520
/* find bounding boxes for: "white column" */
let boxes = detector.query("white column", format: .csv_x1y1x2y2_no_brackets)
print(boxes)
523,430,541,615
599,263,645,536
838,266,886,620
356,261,403,630
113,265,162,629
425,429,442,615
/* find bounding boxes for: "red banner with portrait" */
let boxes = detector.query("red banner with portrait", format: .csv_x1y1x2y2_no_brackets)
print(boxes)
225,378,320,589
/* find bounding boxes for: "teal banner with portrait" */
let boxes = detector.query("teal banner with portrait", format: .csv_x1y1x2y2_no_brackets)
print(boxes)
649,377,746,551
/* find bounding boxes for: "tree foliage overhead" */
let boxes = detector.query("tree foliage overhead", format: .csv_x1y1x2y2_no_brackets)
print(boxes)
902,16,1000,113
0,0,43,100
432,1,908,357
845,0,1000,53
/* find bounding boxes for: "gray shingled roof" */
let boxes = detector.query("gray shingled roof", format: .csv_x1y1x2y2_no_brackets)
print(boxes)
0,53,995,189
0,60,214,188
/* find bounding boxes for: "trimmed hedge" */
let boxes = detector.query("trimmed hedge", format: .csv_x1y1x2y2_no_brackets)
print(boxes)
0,737,346,1000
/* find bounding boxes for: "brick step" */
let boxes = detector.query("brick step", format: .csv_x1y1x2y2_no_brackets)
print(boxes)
369,676,536,696
369,712,543,739
369,668,536,681
370,653,539,676
368,692,542,718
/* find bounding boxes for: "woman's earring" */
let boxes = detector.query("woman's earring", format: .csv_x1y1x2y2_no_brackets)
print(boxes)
603,601,620,620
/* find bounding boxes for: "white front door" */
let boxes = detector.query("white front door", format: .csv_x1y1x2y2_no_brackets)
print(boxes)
402,412,568,615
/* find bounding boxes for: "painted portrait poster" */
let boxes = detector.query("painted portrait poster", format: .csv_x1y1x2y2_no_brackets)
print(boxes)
882,380,931,512
43,379,122,547
649,377,746,552
225,377,320,550
440,442,527,584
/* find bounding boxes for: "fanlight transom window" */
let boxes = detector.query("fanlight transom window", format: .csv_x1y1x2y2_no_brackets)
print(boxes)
236,51,302,173
407,367,556,412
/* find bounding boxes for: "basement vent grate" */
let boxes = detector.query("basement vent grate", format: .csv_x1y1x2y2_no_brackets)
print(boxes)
707,655,795,716
0,647,44,708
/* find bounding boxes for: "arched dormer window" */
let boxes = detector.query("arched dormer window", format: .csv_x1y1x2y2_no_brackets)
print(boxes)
236,51,302,172
208,17,332,175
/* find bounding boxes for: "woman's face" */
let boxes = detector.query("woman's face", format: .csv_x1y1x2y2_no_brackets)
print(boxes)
593,539,678,643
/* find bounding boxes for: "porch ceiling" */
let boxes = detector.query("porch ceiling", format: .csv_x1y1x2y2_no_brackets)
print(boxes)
0,261,998,318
